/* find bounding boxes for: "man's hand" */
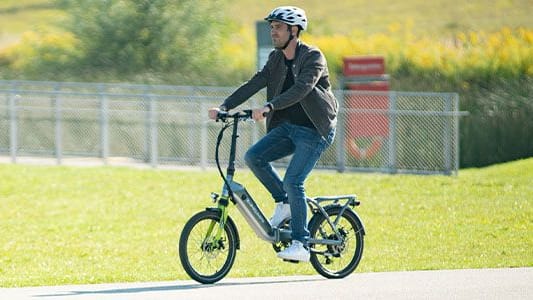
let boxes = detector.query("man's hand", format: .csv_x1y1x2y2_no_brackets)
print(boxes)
208,107,221,120
252,105,271,121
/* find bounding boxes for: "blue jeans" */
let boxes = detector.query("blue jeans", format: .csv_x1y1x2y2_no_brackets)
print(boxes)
244,123,335,245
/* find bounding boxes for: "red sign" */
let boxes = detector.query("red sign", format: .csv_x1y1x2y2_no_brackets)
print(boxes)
343,56,385,77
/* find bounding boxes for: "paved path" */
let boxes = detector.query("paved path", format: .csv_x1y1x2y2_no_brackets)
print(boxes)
1,268,531,300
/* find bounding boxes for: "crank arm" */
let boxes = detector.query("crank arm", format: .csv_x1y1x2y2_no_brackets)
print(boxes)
308,238,343,246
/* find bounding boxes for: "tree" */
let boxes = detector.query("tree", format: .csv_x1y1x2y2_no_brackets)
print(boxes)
57,0,229,77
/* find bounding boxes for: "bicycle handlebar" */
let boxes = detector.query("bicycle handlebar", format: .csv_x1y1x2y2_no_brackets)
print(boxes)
216,109,253,122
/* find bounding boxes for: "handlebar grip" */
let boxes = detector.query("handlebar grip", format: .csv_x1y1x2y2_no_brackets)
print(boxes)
216,111,228,121
242,109,253,118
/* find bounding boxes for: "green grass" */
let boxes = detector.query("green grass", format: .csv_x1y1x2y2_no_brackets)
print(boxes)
0,158,531,287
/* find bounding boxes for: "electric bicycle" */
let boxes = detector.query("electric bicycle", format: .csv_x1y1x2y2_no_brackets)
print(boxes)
178,110,365,284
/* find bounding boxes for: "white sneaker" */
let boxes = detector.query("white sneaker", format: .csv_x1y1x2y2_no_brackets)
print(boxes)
277,240,310,262
270,203,291,227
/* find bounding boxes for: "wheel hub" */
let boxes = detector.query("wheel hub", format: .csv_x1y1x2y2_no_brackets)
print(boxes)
327,228,347,256
201,238,225,258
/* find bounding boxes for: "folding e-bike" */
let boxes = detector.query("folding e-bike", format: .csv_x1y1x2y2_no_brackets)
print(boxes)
178,110,365,284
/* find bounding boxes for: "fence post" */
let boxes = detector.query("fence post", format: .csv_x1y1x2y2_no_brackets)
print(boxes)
143,86,152,163
443,93,453,175
335,89,346,172
251,97,259,144
188,99,196,164
54,83,63,165
200,103,208,169
149,94,158,167
9,86,18,163
387,91,398,173
453,93,460,175
99,84,109,164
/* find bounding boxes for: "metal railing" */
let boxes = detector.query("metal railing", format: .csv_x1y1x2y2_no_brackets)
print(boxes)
0,80,466,174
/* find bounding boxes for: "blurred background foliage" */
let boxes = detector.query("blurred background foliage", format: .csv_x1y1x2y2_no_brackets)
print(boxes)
0,0,241,83
0,0,531,167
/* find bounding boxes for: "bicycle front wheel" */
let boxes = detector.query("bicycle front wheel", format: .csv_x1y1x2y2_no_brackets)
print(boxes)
308,207,364,279
179,210,238,284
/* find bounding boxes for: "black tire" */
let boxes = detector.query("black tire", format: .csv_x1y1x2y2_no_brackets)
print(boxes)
179,210,238,284
308,206,364,279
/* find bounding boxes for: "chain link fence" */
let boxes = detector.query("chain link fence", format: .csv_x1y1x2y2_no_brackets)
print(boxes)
0,80,465,174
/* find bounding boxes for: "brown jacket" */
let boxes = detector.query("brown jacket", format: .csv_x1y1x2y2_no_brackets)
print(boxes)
222,41,338,138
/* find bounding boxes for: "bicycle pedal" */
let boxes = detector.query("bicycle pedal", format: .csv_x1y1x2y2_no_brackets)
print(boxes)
282,259,300,264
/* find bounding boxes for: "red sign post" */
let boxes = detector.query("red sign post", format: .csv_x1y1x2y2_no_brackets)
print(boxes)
343,56,389,159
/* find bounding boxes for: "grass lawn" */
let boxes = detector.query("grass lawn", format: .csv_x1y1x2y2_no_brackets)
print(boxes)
0,158,531,287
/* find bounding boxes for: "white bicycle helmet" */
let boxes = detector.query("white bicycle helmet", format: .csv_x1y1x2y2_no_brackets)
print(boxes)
264,6,308,31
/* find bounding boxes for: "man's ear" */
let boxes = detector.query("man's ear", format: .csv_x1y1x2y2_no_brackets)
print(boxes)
291,25,299,37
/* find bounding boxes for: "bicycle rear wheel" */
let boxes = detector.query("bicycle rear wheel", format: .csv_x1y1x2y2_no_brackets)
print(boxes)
308,206,364,279
179,210,238,284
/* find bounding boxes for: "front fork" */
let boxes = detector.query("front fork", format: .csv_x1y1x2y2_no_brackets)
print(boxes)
204,193,231,245
206,173,235,242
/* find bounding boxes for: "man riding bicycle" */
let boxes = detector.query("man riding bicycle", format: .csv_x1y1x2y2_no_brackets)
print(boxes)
208,6,338,262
